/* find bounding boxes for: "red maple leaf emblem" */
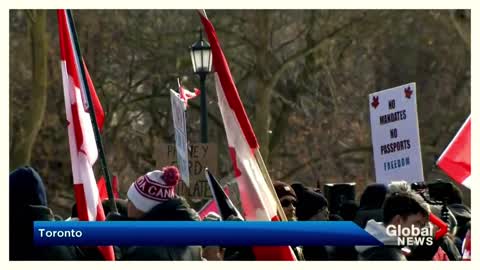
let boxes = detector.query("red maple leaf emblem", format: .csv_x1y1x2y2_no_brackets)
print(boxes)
404,86,413,99
371,96,379,109
429,213,448,240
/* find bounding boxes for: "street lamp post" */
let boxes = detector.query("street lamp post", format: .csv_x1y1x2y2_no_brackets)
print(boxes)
190,30,212,143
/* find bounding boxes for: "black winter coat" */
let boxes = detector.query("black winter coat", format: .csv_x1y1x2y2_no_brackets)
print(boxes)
408,235,461,261
358,246,406,261
10,167,83,260
116,197,203,261
10,205,84,260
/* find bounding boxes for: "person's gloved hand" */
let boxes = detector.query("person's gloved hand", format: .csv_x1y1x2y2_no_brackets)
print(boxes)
106,211,124,221
226,214,244,221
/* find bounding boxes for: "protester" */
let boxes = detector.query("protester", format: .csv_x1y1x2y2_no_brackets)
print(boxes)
110,166,203,260
356,191,430,260
291,183,329,222
328,214,343,221
449,203,471,251
201,212,225,261
290,183,330,260
221,215,257,260
354,183,387,228
10,166,83,260
273,181,298,221
315,200,358,260
427,179,463,205
407,204,461,261
388,180,411,194
338,200,358,221
268,181,304,260
68,198,128,260
427,179,471,251
400,180,462,261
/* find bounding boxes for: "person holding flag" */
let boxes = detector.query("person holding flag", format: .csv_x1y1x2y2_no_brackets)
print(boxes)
108,166,203,261
57,9,115,260
198,9,297,261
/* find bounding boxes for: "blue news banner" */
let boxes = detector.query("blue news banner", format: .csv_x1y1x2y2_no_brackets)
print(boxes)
33,221,382,246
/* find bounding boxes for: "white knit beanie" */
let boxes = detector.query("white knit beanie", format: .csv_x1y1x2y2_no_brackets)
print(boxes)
127,166,180,213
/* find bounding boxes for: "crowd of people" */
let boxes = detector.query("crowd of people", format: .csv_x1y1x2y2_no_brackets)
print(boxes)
9,165,471,261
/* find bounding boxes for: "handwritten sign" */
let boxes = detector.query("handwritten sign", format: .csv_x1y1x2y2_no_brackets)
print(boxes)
156,143,218,202
369,82,424,185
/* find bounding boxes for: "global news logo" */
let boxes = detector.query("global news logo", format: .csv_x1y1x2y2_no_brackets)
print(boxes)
385,213,448,246
386,224,434,246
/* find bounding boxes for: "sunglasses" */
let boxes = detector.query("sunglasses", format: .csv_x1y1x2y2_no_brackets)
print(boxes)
281,199,297,208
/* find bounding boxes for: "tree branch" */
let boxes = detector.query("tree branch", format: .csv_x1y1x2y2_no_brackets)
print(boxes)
274,25,309,52
216,27,258,50
277,157,324,181
25,10,35,24
266,14,367,91
449,10,470,49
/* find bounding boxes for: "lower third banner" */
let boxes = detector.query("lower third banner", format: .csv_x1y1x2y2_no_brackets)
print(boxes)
33,221,381,246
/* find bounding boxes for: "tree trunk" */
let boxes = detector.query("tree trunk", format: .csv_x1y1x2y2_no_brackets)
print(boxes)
253,11,273,163
10,10,48,170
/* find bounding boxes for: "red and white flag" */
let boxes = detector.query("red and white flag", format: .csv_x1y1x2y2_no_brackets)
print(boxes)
178,78,200,108
462,229,471,260
57,9,115,260
436,115,471,189
97,175,120,201
199,10,297,261
198,185,230,220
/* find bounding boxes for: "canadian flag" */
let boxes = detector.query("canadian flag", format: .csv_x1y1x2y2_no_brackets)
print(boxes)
436,115,471,189
57,10,115,260
198,185,230,220
97,175,119,201
198,10,297,260
462,229,471,260
178,78,201,108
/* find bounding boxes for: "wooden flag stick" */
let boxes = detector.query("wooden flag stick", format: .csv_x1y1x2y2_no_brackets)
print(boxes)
254,149,288,222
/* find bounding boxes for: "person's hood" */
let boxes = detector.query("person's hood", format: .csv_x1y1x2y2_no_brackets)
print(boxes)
448,203,471,221
359,184,387,210
291,183,329,221
354,208,383,228
9,166,47,208
140,196,200,221
356,219,398,253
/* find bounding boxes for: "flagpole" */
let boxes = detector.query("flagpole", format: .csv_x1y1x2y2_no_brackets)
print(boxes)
254,149,288,221
66,10,118,214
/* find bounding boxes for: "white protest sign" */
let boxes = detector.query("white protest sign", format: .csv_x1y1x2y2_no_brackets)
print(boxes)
369,82,424,185
170,89,190,186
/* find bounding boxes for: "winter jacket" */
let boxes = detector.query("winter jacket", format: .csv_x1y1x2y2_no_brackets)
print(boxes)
354,208,383,228
223,246,256,260
356,220,406,261
448,203,471,244
327,246,358,260
407,234,460,261
302,246,330,260
116,196,203,261
10,167,83,260
440,236,462,261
